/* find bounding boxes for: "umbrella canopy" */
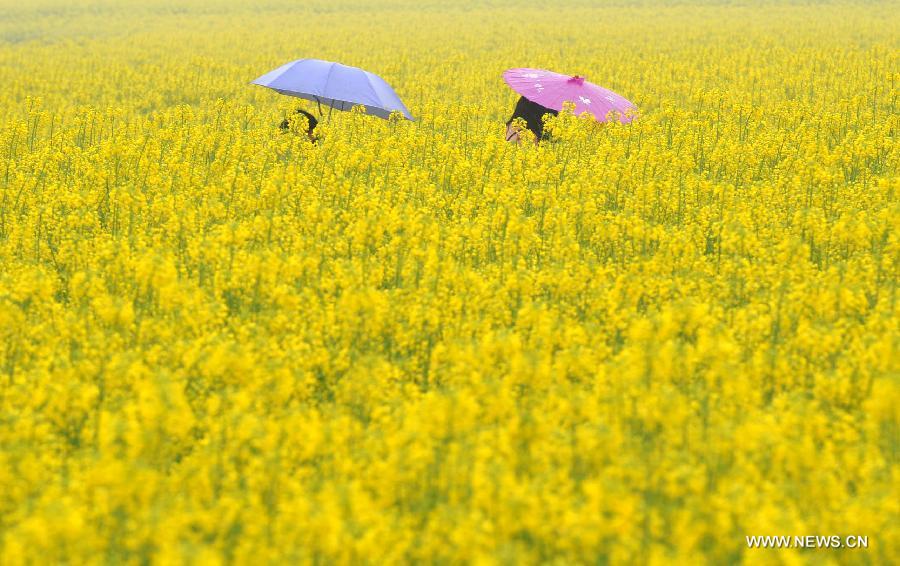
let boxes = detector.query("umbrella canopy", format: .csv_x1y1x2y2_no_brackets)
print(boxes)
503,68,636,124
252,59,414,121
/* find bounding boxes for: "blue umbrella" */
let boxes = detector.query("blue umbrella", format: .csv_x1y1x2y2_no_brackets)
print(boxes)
252,58,414,121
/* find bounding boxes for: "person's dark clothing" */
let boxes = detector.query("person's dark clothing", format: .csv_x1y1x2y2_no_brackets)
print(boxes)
506,96,558,141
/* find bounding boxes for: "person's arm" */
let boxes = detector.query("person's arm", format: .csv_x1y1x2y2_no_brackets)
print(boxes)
505,123,520,143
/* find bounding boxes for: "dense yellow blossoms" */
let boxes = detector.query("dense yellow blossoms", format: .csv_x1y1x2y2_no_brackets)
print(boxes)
0,0,898,564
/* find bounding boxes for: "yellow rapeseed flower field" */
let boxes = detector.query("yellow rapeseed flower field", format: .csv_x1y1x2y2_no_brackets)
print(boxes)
0,0,897,564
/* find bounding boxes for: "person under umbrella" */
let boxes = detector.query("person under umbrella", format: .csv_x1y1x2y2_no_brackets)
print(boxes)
505,95,558,144
502,68,636,143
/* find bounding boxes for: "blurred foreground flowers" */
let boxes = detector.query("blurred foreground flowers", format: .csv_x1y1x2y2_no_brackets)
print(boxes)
0,0,897,564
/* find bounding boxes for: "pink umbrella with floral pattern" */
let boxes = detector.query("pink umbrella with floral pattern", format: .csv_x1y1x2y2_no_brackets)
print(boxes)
503,68,636,124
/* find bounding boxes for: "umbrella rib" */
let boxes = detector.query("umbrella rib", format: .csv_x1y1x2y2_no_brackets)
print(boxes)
251,59,296,86
365,72,404,119
534,80,567,112
322,62,339,110
361,72,411,120
361,73,384,117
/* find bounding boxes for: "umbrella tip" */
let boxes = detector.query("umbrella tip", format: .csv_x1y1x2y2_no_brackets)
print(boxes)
568,75,586,85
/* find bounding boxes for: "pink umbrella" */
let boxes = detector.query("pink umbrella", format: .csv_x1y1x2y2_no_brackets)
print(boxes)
503,68,636,124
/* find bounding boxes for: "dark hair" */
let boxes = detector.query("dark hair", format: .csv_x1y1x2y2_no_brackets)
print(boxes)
506,96,558,140
280,108,318,135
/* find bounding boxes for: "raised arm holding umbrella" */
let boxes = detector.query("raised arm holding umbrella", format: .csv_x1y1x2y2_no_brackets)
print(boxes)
280,108,319,141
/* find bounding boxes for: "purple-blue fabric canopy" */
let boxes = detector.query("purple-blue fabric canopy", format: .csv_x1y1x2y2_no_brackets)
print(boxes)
252,59,414,121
